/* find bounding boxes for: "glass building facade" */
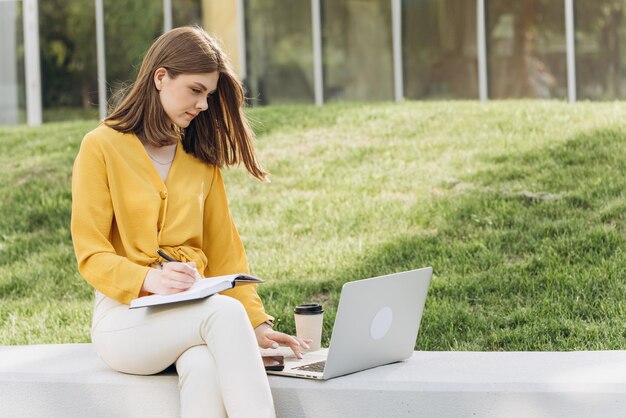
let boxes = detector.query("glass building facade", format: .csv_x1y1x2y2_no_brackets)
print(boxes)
0,0,203,124
402,0,478,99
1,0,626,125
322,0,394,102
245,0,626,104
575,0,626,99
245,0,314,105
487,0,567,99
38,0,97,120
0,0,26,124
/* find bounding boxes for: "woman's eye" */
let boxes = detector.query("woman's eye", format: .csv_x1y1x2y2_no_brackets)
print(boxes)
191,88,201,94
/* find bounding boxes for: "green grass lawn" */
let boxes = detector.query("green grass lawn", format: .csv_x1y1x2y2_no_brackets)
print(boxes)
1,101,625,350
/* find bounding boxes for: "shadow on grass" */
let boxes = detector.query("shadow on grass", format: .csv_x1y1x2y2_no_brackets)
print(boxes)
261,128,626,351
2,124,624,349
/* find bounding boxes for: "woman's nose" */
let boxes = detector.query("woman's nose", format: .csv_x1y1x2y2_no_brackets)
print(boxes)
196,96,208,111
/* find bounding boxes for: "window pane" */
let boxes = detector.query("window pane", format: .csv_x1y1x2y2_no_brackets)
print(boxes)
575,0,626,100
487,0,567,99
322,0,393,102
245,0,314,105
0,1,25,124
39,0,98,122
403,0,478,99
104,0,162,107
173,0,203,27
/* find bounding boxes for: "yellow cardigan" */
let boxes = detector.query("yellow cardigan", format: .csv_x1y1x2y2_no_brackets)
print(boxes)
71,123,273,328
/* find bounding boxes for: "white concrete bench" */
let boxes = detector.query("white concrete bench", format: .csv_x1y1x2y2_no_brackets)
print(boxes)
2,344,626,417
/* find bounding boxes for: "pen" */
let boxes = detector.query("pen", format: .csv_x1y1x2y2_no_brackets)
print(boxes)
157,248,179,262
157,248,203,281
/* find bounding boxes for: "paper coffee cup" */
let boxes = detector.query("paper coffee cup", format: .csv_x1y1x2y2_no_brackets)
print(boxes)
294,304,324,351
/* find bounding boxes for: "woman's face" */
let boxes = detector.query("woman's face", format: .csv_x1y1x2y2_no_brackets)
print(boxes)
154,68,219,129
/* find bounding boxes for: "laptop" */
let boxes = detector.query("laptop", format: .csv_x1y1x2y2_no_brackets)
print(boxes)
265,267,432,380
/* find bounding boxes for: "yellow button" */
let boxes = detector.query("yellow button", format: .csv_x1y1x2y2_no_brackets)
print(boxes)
160,190,168,199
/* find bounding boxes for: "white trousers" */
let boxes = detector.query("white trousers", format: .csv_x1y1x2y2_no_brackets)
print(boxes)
91,291,276,418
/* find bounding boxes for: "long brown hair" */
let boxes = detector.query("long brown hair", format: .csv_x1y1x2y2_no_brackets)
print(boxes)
106,26,267,180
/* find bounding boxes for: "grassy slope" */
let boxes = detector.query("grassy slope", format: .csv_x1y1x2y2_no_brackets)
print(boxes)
0,101,624,349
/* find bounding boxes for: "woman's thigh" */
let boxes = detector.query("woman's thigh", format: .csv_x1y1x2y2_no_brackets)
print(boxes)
92,295,241,375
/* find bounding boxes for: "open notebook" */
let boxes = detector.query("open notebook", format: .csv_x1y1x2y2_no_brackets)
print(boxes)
130,273,263,309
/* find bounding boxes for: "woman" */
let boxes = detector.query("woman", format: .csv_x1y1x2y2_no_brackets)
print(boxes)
71,26,308,418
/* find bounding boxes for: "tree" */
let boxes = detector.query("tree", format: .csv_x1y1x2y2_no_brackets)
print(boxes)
38,0,199,110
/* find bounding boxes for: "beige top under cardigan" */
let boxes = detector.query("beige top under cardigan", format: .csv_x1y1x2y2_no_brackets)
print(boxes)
71,123,273,327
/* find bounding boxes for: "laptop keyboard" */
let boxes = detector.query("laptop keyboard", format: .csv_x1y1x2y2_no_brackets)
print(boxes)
293,360,326,373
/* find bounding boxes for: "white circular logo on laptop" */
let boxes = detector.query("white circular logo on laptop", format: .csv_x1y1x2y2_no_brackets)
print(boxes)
370,307,393,340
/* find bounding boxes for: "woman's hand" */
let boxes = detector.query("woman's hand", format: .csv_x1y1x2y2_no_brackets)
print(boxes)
141,262,197,295
254,322,311,359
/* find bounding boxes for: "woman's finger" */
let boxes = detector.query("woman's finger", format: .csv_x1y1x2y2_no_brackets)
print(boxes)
186,262,203,280
162,269,196,284
258,335,278,349
294,337,311,350
163,261,197,277
274,333,311,351
166,280,194,290
267,332,306,358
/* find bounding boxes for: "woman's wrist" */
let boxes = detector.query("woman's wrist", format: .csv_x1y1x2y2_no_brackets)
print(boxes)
141,268,162,293
255,321,273,331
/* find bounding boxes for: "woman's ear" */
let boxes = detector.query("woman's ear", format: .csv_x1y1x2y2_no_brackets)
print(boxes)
154,67,167,91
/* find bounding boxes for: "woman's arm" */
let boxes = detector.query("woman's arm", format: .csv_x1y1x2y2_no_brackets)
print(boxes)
201,168,311,357
201,168,274,328
71,133,152,303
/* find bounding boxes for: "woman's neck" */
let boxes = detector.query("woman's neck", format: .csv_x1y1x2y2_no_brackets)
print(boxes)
144,143,177,182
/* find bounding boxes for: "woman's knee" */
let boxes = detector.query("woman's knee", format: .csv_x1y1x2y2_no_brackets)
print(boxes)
207,294,248,319
198,295,251,338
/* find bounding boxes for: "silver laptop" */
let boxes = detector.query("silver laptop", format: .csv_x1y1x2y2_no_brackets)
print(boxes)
266,267,432,380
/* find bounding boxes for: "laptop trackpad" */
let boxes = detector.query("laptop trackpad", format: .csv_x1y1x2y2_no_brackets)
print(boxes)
261,347,328,366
